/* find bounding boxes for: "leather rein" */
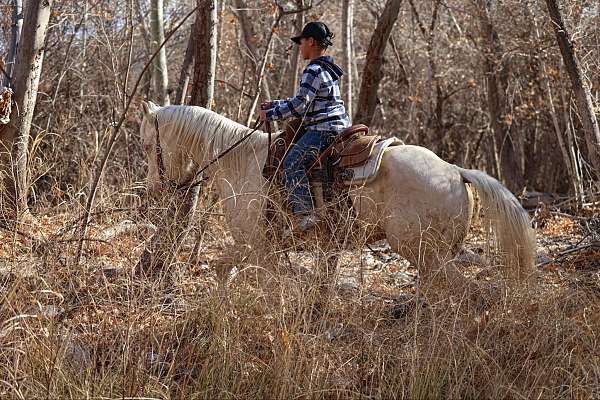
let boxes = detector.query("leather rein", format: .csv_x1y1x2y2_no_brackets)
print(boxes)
153,115,264,191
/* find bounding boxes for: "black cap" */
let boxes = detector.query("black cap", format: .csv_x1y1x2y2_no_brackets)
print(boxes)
291,22,334,47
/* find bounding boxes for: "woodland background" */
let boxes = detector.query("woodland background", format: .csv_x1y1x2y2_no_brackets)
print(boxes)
0,0,599,398
0,0,599,209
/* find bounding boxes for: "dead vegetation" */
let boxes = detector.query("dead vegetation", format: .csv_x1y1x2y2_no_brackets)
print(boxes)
1,0,599,398
1,199,599,399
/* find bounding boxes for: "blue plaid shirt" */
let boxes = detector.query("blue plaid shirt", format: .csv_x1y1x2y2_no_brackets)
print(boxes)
265,56,350,132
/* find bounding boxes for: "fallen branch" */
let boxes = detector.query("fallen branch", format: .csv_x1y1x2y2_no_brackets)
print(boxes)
94,221,156,241
536,241,600,268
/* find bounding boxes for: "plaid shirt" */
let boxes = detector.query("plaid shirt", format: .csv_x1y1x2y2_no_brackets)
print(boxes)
265,56,350,132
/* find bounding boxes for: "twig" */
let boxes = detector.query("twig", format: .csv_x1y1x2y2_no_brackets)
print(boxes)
216,79,253,98
246,13,282,125
75,4,201,266
0,221,35,240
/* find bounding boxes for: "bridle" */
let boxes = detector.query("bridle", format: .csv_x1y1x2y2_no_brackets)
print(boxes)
153,116,167,182
151,114,264,192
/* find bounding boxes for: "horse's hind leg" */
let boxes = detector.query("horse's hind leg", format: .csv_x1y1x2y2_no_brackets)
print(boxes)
388,227,472,296
398,235,500,310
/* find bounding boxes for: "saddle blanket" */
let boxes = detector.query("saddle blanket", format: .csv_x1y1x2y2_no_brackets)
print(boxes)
341,137,403,186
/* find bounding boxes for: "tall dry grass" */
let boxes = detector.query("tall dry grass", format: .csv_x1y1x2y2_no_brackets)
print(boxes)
1,193,599,399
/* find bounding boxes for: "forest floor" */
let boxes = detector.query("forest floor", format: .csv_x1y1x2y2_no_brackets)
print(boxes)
1,203,599,399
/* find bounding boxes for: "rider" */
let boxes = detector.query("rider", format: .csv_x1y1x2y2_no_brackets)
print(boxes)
259,21,350,233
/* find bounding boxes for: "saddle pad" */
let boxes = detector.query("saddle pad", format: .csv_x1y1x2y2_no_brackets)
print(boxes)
342,137,403,186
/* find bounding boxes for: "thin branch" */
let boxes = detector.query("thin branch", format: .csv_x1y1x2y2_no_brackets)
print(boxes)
216,79,254,98
75,4,201,266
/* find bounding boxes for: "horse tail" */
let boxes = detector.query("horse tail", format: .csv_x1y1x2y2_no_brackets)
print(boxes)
457,167,536,278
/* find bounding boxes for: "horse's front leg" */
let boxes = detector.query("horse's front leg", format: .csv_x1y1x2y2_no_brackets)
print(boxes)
137,185,201,276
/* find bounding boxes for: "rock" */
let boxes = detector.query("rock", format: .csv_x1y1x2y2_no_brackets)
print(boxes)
40,305,64,319
453,249,487,266
384,271,415,287
336,275,359,294
61,332,91,371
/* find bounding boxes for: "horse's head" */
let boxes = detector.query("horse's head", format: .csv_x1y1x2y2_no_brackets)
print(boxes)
139,100,163,195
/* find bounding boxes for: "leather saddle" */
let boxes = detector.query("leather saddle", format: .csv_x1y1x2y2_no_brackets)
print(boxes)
262,119,380,183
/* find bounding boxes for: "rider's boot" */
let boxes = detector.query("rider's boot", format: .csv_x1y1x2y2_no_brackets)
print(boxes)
284,211,321,238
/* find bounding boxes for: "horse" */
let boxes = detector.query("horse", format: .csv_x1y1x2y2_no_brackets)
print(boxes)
138,101,536,292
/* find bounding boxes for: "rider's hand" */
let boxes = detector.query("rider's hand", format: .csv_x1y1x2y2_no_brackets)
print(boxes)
260,101,272,110
259,110,268,122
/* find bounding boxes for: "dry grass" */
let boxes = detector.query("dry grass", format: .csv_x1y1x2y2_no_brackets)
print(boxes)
1,199,599,399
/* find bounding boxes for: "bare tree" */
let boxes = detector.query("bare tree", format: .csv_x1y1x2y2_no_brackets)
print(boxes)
527,3,583,203
476,0,524,192
140,0,218,271
284,0,305,98
190,0,218,108
545,0,600,179
245,15,281,125
232,0,272,104
174,23,197,105
3,0,23,88
408,0,445,155
354,0,403,126
1,0,54,217
150,0,170,105
342,0,354,119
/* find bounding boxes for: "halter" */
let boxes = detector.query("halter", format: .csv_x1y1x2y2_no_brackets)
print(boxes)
152,114,264,192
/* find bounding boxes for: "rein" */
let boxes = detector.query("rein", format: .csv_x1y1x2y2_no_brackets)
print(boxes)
153,116,264,191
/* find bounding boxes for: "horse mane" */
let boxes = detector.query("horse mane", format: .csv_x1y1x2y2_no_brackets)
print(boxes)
155,105,268,173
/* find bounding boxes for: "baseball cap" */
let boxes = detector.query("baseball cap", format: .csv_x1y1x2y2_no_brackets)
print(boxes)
291,21,334,46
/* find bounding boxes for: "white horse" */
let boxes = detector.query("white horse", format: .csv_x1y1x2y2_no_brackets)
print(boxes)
138,102,536,290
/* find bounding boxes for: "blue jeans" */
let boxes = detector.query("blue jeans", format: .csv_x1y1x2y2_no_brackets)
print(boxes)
282,129,336,215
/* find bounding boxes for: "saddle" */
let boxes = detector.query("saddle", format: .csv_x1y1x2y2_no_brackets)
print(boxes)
261,119,403,237
262,119,382,185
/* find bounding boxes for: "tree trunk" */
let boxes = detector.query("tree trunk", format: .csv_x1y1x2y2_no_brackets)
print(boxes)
476,0,524,192
545,0,600,178
408,0,444,155
232,0,272,104
190,0,218,108
79,0,88,108
135,0,153,98
342,0,354,119
174,23,197,105
3,0,23,88
285,0,304,98
1,0,53,217
354,0,403,126
141,1,219,272
150,0,170,105
527,2,583,203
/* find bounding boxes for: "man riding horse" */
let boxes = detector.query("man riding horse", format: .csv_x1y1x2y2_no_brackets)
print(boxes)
259,21,350,234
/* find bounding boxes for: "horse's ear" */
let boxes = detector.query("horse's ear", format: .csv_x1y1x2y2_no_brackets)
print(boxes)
140,100,159,117
148,101,159,111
